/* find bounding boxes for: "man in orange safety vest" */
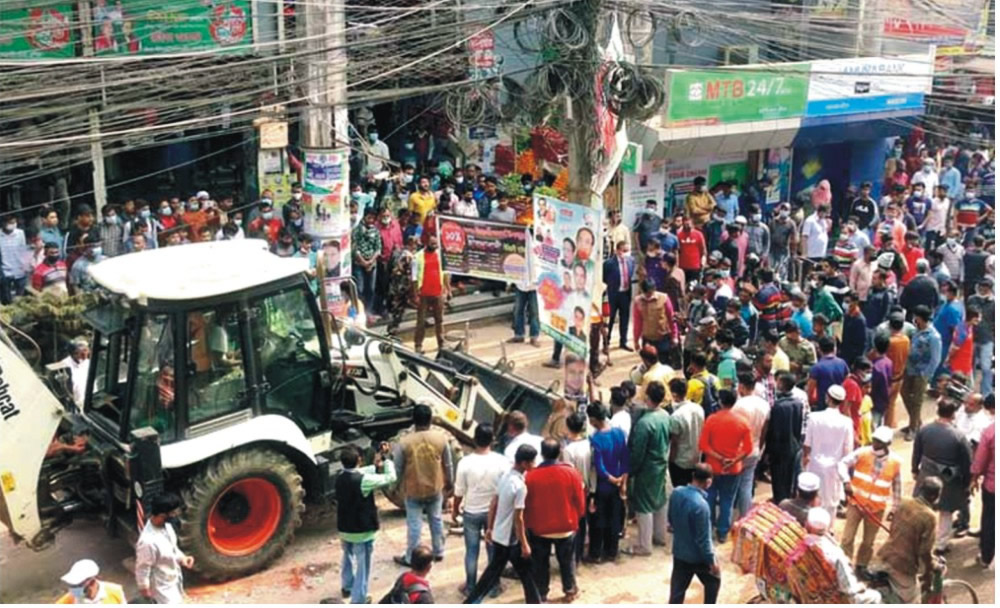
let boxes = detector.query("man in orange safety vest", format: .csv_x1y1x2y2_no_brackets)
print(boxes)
838,425,903,574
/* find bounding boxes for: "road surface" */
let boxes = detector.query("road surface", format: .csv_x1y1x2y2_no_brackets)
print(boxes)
1,321,994,604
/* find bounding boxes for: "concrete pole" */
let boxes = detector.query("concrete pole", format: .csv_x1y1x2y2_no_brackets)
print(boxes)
565,0,603,211
79,0,107,214
301,0,347,149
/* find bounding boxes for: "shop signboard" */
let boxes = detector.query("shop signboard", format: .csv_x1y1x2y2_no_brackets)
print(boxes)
531,195,602,358
621,143,642,175
882,0,982,48
805,55,932,117
665,66,810,126
303,148,350,238
438,216,528,283
622,161,665,229
91,0,251,56
0,5,75,59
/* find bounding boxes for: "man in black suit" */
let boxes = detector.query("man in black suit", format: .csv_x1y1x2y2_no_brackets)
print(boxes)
603,239,637,352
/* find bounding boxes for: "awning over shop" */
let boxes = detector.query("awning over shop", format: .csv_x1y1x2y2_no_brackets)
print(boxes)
794,110,921,147
629,118,800,163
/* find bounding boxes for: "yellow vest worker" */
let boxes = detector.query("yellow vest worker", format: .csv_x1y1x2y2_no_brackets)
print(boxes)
56,559,127,604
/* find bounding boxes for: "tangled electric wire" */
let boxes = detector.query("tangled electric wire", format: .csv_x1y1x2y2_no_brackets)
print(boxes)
513,8,591,54
600,60,665,125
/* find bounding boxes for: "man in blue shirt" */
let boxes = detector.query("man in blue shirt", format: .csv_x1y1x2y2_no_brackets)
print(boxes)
586,403,630,562
807,336,850,411
932,280,964,380
939,155,963,200
715,181,740,224
668,463,719,604
901,305,942,441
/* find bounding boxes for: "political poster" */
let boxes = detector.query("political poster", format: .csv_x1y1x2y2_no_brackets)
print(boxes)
531,195,602,358
438,216,528,283
321,232,352,318
303,149,350,239
91,0,251,56
622,162,666,229
0,5,75,59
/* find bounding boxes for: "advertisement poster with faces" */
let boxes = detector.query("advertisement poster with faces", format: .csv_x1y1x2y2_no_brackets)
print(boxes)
531,195,602,360
303,148,349,239
321,232,352,317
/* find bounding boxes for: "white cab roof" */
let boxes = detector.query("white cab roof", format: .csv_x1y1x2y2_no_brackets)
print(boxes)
89,239,309,302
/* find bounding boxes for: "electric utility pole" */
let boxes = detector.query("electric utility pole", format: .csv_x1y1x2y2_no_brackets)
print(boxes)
564,0,604,211
301,0,348,148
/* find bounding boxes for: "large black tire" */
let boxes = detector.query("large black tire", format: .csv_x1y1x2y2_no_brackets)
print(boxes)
178,449,305,581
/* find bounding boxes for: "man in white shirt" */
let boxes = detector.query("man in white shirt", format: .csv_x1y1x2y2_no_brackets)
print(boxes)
953,392,992,535
453,424,511,598
135,493,194,604
801,205,831,265
609,387,632,441
667,377,704,487
453,190,480,218
803,385,854,519
464,444,541,603
733,373,770,518
503,411,543,465
561,411,594,566
55,339,91,409
805,507,881,604
911,158,939,193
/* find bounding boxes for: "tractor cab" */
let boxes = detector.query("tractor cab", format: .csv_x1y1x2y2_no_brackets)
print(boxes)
84,240,337,448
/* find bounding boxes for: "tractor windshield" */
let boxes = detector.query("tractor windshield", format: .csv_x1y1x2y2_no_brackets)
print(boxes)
129,313,177,442
248,286,328,432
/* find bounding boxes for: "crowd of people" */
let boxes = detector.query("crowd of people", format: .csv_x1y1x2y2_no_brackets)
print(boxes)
35,131,997,604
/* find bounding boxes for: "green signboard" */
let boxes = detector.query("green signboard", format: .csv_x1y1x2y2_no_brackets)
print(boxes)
91,0,252,55
708,161,749,191
666,66,809,126
0,5,76,59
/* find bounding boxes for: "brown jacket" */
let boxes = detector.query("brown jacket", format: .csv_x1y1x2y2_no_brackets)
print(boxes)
636,292,670,341
395,428,452,500
875,496,936,577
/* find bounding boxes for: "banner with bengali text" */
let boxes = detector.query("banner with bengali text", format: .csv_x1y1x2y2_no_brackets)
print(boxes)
437,215,528,283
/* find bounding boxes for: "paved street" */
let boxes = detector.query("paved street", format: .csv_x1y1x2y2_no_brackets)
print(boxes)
1,320,994,604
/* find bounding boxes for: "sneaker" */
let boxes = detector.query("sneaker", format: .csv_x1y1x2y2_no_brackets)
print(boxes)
507,336,525,344
563,588,579,602
530,337,540,347
621,546,652,557
542,359,561,369
342,589,351,599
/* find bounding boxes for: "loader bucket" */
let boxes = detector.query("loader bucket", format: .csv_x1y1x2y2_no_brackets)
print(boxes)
436,349,558,436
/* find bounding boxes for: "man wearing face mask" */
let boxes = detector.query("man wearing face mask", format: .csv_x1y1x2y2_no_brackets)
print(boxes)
68,234,104,295
911,158,939,193
364,130,390,177
283,182,305,225
56,559,126,604
98,205,123,258
353,209,383,313
871,478,941,602
767,202,797,277
32,242,68,294
839,426,902,575
800,204,831,278
412,235,450,354
0,215,29,303
453,190,479,218
180,196,208,242
684,176,717,229
248,201,284,245
375,207,403,316
939,156,963,200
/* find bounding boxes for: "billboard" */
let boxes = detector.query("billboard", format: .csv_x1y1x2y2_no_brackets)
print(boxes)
91,0,251,55
665,66,810,126
0,5,75,59
805,55,933,117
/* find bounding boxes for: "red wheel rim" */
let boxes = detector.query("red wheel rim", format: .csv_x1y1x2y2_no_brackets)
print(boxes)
207,478,282,556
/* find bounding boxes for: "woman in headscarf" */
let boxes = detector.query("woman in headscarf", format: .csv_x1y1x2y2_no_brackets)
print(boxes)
811,179,832,210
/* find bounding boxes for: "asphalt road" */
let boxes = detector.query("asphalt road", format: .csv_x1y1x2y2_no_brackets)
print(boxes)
1,322,994,604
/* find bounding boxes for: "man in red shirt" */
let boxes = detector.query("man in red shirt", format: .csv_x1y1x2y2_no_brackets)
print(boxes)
524,438,585,602
842,357,872,446
900,231,925,285
698,389,752,542
380,545,435,603
947,307,978,378
31,242,67,293
248,201,284,245
676,215,706,285
180,198,209,242
412,235,450,354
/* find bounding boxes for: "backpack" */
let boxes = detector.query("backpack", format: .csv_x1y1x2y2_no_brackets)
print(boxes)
700,374,720,417
379,575,431,604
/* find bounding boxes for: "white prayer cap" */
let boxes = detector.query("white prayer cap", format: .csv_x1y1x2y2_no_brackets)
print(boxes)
827,384,846,402
797,472,820,493
61,559,99,586
806,507,831,533
872,426,894,444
